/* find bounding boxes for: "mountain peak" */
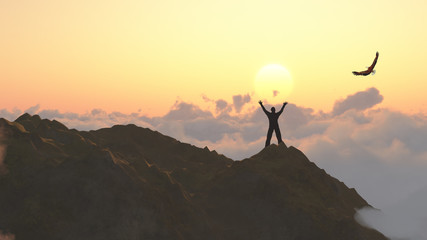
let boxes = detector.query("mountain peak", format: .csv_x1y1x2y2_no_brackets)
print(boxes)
193,143,384,239
0,117,28,135
15,113,41,122
253,142,288,157
14,113,68,133
0,116,386,240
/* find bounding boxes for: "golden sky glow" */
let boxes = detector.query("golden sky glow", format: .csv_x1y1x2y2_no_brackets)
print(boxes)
255,64,293,103
1,0,426,116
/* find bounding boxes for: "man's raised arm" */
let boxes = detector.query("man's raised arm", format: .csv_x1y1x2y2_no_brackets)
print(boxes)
259,100,268,114
277,102,288,115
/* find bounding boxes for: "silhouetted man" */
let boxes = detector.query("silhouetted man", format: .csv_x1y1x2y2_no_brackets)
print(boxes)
259,100,288,147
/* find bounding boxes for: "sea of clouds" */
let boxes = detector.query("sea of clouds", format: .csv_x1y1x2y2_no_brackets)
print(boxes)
1,87,427,239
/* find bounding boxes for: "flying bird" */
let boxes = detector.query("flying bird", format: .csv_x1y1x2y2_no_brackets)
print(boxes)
352,52,379,76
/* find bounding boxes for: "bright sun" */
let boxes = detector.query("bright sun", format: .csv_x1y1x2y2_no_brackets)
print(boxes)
254,64,293,103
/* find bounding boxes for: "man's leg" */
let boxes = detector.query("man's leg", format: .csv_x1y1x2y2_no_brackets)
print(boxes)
275,126,283,144
265,127,273,147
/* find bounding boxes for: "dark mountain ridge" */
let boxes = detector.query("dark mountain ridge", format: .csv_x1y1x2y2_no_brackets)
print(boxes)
0,114,386,239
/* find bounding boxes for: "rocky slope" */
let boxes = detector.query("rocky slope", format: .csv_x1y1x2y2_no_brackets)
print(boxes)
0,114,386,240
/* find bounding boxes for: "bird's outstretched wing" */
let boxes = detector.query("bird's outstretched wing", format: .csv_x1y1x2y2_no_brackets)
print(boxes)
352,70,369,76
352,52,379,76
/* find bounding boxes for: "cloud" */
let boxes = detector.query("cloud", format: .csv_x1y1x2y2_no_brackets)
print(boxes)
1,88,427,239
332,87,383,115
164,102,213,121
201,94,212,103
356,185,427,240
91,108,105,116
0,108,22,121
183,118,237,142
295,109,427,207
273,90,279,97
232,94,251,113
25,104,40,115
215,99,229,113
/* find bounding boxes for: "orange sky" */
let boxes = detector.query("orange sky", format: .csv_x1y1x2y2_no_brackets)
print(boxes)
1,0,426,116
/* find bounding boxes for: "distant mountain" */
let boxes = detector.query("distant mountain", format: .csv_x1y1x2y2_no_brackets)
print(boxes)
0,114,386,240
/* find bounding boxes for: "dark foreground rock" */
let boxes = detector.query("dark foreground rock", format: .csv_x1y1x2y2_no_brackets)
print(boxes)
0,114,386,240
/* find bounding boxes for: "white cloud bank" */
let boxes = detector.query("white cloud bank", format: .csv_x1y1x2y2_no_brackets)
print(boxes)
356,186,427,240
1,88,427,239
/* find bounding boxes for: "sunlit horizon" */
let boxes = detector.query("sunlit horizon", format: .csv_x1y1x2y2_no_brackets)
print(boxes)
1,0,427,116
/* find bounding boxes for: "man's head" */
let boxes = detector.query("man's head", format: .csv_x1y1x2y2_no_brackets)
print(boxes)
271,107,276,113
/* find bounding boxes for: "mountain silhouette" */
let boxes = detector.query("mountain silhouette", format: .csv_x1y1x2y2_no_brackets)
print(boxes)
0,114,386,240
